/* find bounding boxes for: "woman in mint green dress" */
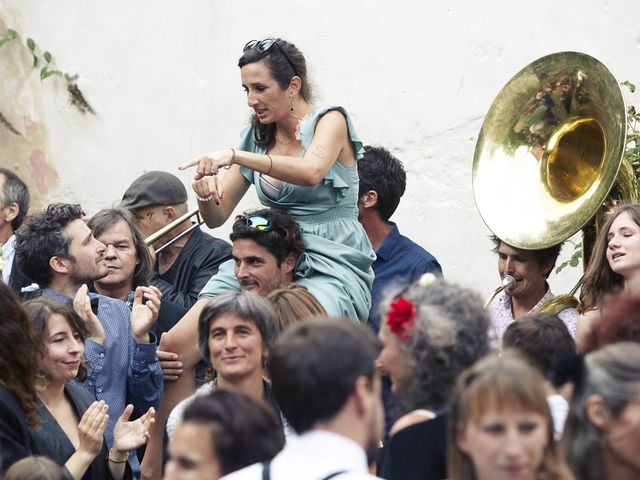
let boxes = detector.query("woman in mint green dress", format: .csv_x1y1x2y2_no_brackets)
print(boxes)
142,39,376,478
180,37,375,321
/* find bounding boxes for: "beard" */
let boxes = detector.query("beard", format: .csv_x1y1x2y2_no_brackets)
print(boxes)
68,258,108,284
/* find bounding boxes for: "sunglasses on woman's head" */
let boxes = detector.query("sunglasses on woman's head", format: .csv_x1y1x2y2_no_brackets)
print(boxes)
243,38,299,77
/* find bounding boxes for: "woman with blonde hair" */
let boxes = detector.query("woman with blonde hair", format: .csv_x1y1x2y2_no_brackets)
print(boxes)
265,284,326,332
448,350,573,480
4,456,65,480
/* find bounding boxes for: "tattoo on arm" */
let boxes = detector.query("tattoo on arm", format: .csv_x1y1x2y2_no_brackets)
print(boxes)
311,145,327,159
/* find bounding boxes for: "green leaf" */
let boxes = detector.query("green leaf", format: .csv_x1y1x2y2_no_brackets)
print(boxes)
32,53,38,68
0,38,11,48
43,51,52,63
7,29,17,39
622,80,636,93
26,37,36,51
40,66,48,80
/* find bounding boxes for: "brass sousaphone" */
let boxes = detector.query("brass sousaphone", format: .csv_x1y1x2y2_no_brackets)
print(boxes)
473,52,636,309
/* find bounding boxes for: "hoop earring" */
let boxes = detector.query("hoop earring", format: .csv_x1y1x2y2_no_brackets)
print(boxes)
34,372,51,391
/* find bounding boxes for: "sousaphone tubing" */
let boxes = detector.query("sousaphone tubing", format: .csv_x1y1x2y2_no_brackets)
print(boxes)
473,51,634,252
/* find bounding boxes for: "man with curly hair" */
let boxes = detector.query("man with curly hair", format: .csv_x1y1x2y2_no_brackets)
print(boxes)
15,203,163,475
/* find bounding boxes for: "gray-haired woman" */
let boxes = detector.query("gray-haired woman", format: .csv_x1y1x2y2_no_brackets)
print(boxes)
166,290,282,438
563,342,640,480
376,277,491,480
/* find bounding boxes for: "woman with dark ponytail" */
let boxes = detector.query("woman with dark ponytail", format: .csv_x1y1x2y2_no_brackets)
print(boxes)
0,283,42,474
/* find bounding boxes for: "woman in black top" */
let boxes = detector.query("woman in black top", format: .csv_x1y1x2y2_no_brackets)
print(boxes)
376,277,490,479
24,299,154,480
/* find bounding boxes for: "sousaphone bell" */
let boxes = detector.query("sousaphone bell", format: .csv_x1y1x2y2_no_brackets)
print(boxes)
473,52,636,308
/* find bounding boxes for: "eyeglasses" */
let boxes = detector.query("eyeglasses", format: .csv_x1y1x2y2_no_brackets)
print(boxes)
243,38,299,77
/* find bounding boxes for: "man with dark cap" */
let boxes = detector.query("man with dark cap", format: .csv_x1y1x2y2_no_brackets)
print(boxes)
120,171,231,309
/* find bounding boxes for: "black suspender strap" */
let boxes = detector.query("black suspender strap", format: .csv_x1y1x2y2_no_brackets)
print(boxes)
320,472,348,480
261,461,271,480
260,461,347,480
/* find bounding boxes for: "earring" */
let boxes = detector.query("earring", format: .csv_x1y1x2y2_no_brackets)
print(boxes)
290,93,295,112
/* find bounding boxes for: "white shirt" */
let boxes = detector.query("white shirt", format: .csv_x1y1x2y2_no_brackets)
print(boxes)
489,289,578,345
1,235,16,285
546,394,569,441
166,381,215,440
221,430,380,480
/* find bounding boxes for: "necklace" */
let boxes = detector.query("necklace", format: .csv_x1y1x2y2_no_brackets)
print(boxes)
275,132,294,145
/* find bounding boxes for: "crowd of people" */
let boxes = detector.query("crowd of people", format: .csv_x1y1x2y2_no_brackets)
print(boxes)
1,36,639,480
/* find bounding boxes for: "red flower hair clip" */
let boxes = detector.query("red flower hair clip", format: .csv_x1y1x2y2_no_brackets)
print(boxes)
387,296,416,342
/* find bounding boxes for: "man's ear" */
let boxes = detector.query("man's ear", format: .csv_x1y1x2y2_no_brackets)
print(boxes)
352,375,372,416
283,252,297,275
164,206,178,222
359,190,378,210
49,255,70,275
585,394,610,429
2,201,19,225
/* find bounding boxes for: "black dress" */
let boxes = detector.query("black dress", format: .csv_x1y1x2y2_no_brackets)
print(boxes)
378,413,448,480
30,384,132,480
0,384,37,474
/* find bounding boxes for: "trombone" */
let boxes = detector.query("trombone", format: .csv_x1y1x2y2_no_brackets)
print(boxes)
144,207,205,254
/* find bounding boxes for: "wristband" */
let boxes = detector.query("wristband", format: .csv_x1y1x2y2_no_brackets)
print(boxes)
108,448,128,464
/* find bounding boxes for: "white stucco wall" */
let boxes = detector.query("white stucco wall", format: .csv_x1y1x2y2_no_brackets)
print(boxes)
2,0,640,298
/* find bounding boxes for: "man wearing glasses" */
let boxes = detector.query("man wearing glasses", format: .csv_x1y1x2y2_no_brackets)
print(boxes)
119,171,232,310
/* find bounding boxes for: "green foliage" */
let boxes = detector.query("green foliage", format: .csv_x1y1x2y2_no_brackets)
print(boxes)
555,241,583,274
0,27,95,128
623,81,640,196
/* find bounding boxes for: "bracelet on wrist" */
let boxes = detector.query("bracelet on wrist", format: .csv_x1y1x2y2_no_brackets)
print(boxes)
196,194,213,202
265,154,273,175
108,448,128,464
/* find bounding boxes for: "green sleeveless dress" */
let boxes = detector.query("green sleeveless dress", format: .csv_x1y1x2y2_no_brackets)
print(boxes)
199,105,375,322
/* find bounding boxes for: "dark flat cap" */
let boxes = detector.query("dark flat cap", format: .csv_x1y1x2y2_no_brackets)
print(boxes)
119,171,188,210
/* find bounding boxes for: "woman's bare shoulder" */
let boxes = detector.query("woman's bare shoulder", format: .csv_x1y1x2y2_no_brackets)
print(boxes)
389,409,436,437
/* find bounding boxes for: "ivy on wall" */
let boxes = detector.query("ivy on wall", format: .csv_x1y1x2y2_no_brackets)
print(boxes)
0,28,95,135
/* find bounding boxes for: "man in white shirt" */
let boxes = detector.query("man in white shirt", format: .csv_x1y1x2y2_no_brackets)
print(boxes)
488,235,578,342
221,320,384,480
0,168,33,295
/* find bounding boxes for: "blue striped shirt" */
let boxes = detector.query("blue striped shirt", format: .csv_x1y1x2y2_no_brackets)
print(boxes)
42,288,163,475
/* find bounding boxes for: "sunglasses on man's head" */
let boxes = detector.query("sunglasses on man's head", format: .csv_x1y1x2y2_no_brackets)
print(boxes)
243,38,299,77
237,214,276,233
